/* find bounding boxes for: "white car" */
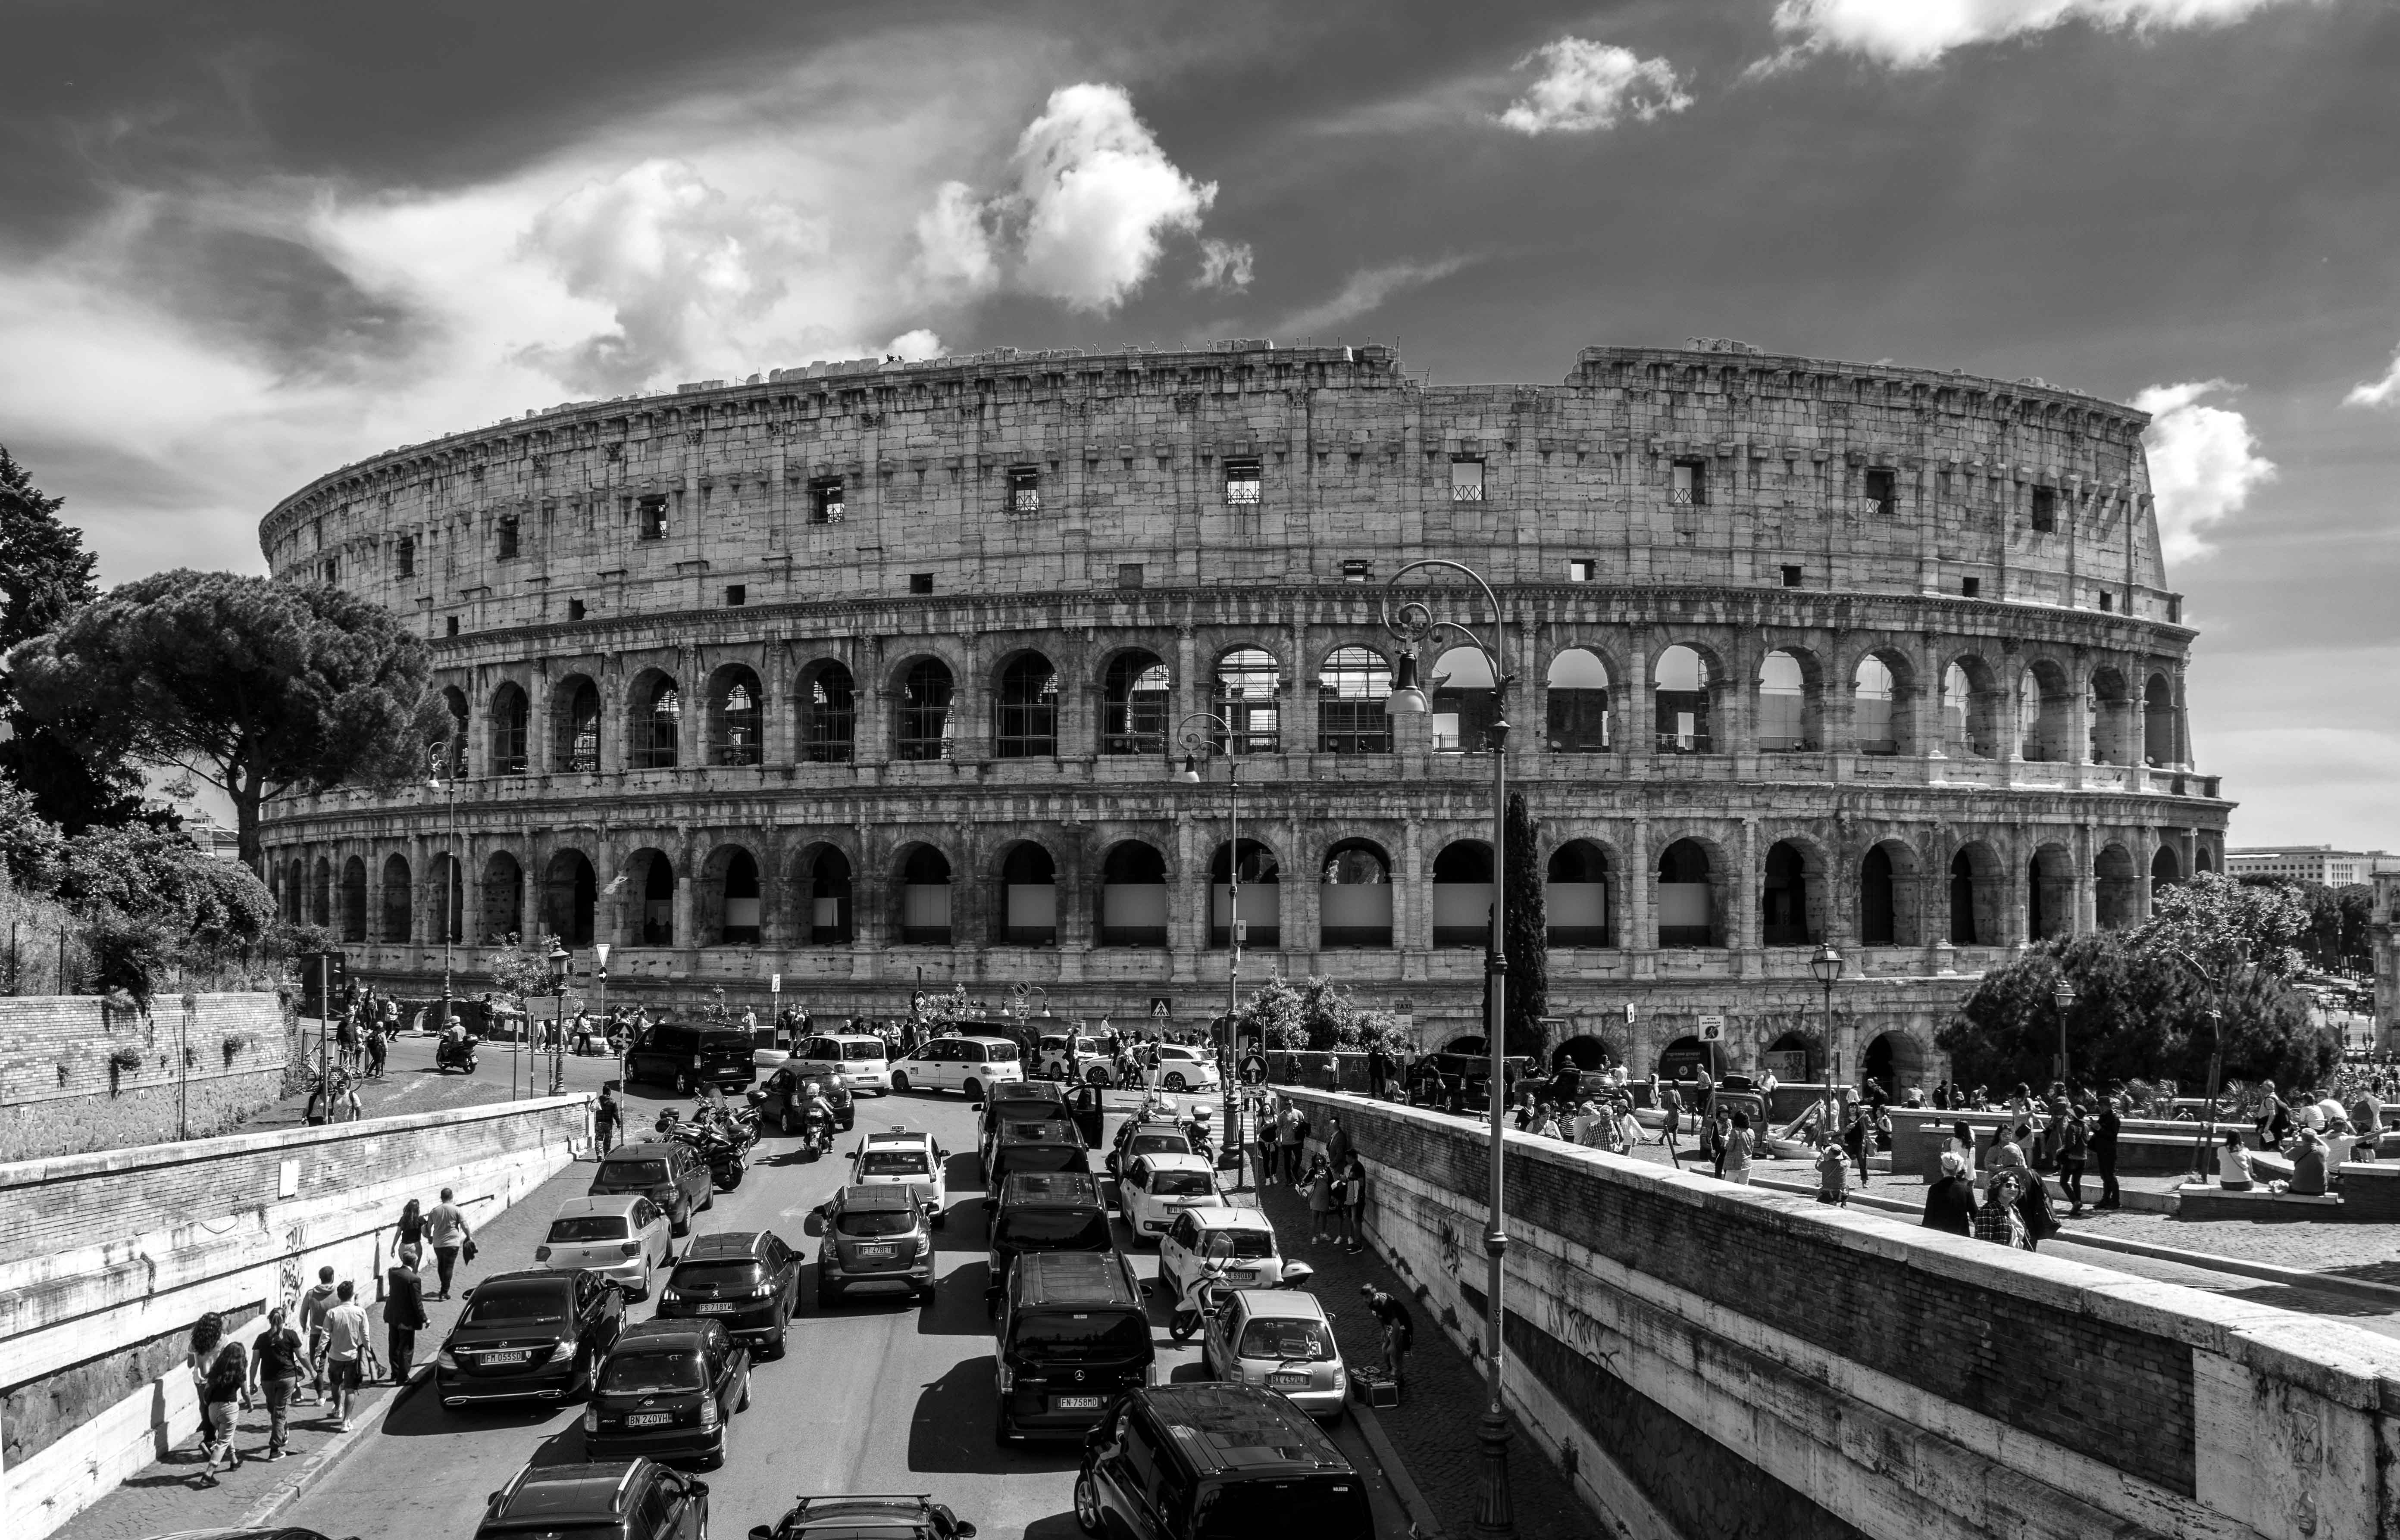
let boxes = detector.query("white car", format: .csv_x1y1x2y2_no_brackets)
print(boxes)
789,1032,893,1093
1034,1032,1105,1082
1159,1206,1286,1302
850,1126,949,1225
888,1033,1026,1100
1118,1152,1227,1242
1152,1042,1220,1094
533,1193,675,1299
1200,1284,1345,1419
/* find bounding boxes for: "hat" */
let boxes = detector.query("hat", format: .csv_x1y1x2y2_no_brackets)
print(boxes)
1938,1151,1965,1178
1358,1283,1376,1297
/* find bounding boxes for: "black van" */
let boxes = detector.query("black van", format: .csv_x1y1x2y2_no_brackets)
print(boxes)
1074,1384,1374,1539
626,1022,756,1095
982,1113,1092,1214
987,1171,1113,1304
994,1250,1153,1442
975,1079,1067,1174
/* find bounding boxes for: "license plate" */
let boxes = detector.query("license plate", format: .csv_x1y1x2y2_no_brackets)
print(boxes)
482,1350,528,1364
628,1411,671,1427
696,1302,735,1314
859,1244,896,1259
1273,1371,1311,1387
1052,1394,1103,1411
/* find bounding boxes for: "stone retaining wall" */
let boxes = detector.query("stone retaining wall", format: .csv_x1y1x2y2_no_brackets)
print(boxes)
0,994,294,1163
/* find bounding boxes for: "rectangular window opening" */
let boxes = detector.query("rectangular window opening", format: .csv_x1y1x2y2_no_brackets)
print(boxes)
396,536,416,579
1780,565,1803,588
497,513,519,560
1962,576,1981,598
725,584,746,607
566,598,585,622
1671,459,1707,506
809,477,845,525
637,494,669,540
1117,562,1144,589
1341,559,1371,584
2031,486,2057,533
445,615,460,637
1864,467,1896,517
2098,590,2113,612
908,572,935,595
1008,465,1042,515
322,558,340,584
1567,559,1595,583
1449,458,1485,503
1223,457,1262,506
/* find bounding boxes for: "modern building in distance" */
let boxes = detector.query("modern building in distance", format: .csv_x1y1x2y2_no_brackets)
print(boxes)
253,338,2231,1089
2227,846,2398,888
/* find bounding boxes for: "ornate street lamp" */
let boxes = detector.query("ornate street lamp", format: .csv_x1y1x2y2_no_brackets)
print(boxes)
2051,975,2079,1084
548,940,572,1095
594,941,615,1085
1174,711,1244,1166
425,745,463,1035
1380,558,1514,1537
1809,941,1846,1124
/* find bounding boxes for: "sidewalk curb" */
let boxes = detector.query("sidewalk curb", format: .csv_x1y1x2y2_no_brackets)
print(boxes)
236,1364,427,1528
1750,1176,2400,1309
1349,1395,1449,1540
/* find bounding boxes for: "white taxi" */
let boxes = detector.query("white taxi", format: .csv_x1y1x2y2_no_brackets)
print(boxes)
888,1033,1026,1100
789,1032,893,1093
1117,1152,1227,1242
1159,1205,1285,1301
849,1126,950,1226
533,1193,676,1299
1153,1042,1220,1093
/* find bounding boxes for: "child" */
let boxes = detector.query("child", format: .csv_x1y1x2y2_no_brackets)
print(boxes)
1815,1136,1850,1205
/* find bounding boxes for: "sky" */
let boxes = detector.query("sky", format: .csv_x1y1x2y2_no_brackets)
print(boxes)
3,0,2397,850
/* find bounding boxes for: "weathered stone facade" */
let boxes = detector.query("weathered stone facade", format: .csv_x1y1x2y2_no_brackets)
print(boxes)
255,340,2230,1084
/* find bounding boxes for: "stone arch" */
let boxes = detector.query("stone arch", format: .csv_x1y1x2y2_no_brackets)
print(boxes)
1653,643,1723,754
893,842,954,944
1862,1031,1927,1096
1655,835,1726,947
892,656,955,762
1545,646,1612,753
1431,645,1496,754
2087,666,2132,766
1939,655,2002,759
488,681,531,775
1851,646,1916,755
626,668,680,770
2096,840,2140,930
787,840,855,945
1316,644,1392,753
2028,840,2076,940
705,663,765,767
698,842,763,945
1948,840,2005,946
1545,838,1611,947
1320,837,1395,949
994,839,1061,946
1209,837,1280,948
553,674,602,772
993,650,1061,759
1656,1034,1712,1081
796,657,857,763
1099,648,1171,756
340,855,367,943
542,848,596,947
310,856,332,929
479,850,524,943
626,847,677,946
1431,838,1494,948
380,853,411,943
2143,673,2177,767
1552,1034,1621,1071
1755,646,1826,752
1214,645,1283,754
1098,839,1170,947
2017,659,2074,763
2195,846,2216,875
2151,844,2184,892
1859,837,1923,947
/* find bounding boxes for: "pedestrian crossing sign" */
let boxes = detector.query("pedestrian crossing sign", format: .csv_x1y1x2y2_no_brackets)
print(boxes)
1150,997,1172,1018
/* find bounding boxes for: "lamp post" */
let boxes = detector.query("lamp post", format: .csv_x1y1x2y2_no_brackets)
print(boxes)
426,746,462,1036
1176,711,1245,1168
595,941,615,1086
1380,558,1514,1538
1809,941,1846,1128
2051,975,2079,1084
549,940,572,1095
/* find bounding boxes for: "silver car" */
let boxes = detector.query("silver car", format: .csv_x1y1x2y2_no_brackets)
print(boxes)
535,1193,675,1299
1199,1286,1347,1419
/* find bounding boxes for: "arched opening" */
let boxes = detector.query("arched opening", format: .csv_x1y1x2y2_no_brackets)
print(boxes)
705,847,762,945
2087,668,2130,766
898,846,953,944
1653,646,1713,754
1546,648,1611,752
1853,654,1899,755
438,687,469,778
2096,842,2140,930
429,852,464,945
709,666,764,766
802,662,857,762
2028,843,2075,940
1431,840,1494,948
2144,674,2177,767
1320,839,1394,949
1552,1035,1618,1071
2151,846,2181,893
1940,660,1998,759
2018,663,2072,763
895,659,954,761
1546,840,1610,947
1210,839,1280,949
1317,647,1392,754
1215,648,1282,755
489,684,530,775
340,856,367,943
1859,845,1897,946
554,676,601,772
1431,646,1496,754
542,850,596,947
282,859,301,924
1761,840,1815,945
310,857,332,929
995,653,1060,758
1765,1030,1816,1081
1756,650,1813,752
805,847,854,944
997,843,1059,946
1861,1031,1925,1095
1100,652,1170,756
1657,1034,1712,1081
1656,838,1715,947
479,851,523,943
1099,841,1169,947
630,848,676,946
2195,847,2216,875
1443,1034,1488,1056
631,672,680,769
380,854,411,943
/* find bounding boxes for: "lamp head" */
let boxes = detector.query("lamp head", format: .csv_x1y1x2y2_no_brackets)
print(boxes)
1385,649,1431,716
1808,942,1846,987
1178,753,1202,783
2053,980,2078,1010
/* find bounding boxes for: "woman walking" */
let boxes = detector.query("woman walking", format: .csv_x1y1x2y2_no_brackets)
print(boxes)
188,1312,248,1487
1304,1153,1336,1243
1335,1154,1367,1252
1723,1112,1755,1185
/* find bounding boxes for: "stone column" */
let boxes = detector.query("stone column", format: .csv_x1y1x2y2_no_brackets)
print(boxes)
1623,632,1653,769
600,655,626,777
520,836,543,943
1175,626,1199,740
2073,824,2098,936
951,645,991,762
1628,816,1652,950
1399,819,1426,954
527,669,552,777
678,645,704,769
767,644,797,766
1059,825,1093,951
1735,818,1761,953
2003,842,2030,947
410,834,432,947
851,825,887,950
1915,634,1945,759
463,672,488,779
1170,811,1202,980
2172,666,2195,769
672,838,697,950
2066,653,2092,765
1289,618,1317,756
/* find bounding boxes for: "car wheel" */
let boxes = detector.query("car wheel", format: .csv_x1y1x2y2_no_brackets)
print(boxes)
700,1185,716,1212
1073,1471,1105,1536
671,1204,690,1237
1164,1072,1187,1092
891,1071,911,1093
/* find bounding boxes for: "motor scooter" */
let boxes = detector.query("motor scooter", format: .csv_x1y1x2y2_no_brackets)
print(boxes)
434,1035,479,1074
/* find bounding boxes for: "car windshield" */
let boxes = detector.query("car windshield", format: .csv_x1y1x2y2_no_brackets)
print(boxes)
1236,1317,1336,1361
998,1209,1111,1250
1008,1309,1151,1357
975,1043,1020,1062
858,1150,930,1176
999,1146,1086,1175
1202,1228,1277,1260
1007,1120,1075,1142
1129,1134,1189,1156
595,1159,668,1187
493,1526,620,1540
1194,1478,1368,1538
835,1209,917,1237
548,1215,629,1242
1151,1171,1216,1198
461,1281,569,1324
599,1349,704,1394
670,1260,761,1288
842,1042,885,1061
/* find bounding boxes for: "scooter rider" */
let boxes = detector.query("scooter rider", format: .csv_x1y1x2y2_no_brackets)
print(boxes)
801,1086,837,1152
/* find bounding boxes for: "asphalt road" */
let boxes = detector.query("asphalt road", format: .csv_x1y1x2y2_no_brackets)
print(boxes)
272,1076,1407,1540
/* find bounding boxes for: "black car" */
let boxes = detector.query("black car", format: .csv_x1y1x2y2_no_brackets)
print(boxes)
591,1141,714,1236
656,1231,802,1355
584,1318,752,1470
754,1064,854,1133
1074,1384,1374,1540
817,1184,936,1306
746,1494,978,1540
994,1249,1153,1443
627,1022,757,1095
987,1171,1112,1304
983,1112,1092,1214
974,1079,1066,1173
476,1459,707,1540
436,1269,623,1409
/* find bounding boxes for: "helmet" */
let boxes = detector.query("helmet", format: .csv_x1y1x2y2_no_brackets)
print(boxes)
1195,1105,1214,1121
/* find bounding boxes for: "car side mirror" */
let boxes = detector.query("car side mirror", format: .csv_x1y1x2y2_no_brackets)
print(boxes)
749,1525,773,1540
954,1526,978,1540
970,1102,983,1112
1280,1261,1315,1287
686,1480,709,1499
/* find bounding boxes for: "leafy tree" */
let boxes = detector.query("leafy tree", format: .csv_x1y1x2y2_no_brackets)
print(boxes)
2336,884,2375,971
1233,973,1405,1053
6,571,451,871
0,778,66,892
55,824,277,960
2137,871,2308,984
1501,791,1548,1059
488,933,582,1025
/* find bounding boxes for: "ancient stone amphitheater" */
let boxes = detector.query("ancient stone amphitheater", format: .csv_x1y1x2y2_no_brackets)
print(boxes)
257,339,2228,1086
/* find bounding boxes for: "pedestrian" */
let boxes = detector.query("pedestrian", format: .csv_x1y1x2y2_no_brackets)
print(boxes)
1304,1153,1336,1243
1724,1112,1756,1184
1324,1113,1352,1173
1277,1101,1306,1187
1841,1106,1872,1187
1922,1150,1979,1235
365,1020,387,1078
1946,1120,1980,1181
192,1315,248,1486
321,1281,376,1432
1814,1135,1849,1205
2012,1159,2061,1252
594,1085,621,1156
2058,1103,2090,1216
1367,1043,1392,1100
250,1305,305,1461
426,1186,473,1300
1358,1283,1414,1389
1339,1153,1368,1252
297,1265,339,1403
385,1246,428,1383
1708,1110,1731,1180
1659,1087,1682,1159
1974,1169,2030,1248
392,1197,425,1261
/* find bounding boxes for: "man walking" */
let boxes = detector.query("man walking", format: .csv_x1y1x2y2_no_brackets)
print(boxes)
2094,1086,2123,1210
249,1305,305,1460
296,1265,340,1404
1276,1100,1306,1186
321,1281,376,1432
426,1187,472,1300
385,1245,428,1383
594,1085,621,1157
1367,1042,1392,1101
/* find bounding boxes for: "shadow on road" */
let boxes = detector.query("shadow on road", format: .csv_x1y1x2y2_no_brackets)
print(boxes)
906,1359,1080,1476
919,1262,996,1335
378,1381,568,1442
1022,1512,1086,1538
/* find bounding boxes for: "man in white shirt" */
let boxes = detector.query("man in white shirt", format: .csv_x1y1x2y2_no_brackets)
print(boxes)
425,1187,472,1300
320,1280,376,1431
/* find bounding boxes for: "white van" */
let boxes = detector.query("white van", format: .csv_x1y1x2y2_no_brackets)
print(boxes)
791,1032,893,1093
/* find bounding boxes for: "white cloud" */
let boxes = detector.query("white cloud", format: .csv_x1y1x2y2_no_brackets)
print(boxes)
884,328,945,361
909,180,1002,302
1495,37,1693,134
1195,237,1254,292
1274,256,1472,338
1758,0,2323,71
2132,379,2276,563
2343,343,2400,409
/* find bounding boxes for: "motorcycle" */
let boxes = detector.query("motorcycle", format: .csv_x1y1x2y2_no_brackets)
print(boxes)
668,1118,748,1191
434,1035,479,1075
799,1110,833,1161
1168,1262,1233,1345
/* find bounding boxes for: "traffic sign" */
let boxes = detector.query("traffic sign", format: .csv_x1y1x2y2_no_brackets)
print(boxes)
770,974,782,993
1149,997,1172,1018
1698,1015,1726,1041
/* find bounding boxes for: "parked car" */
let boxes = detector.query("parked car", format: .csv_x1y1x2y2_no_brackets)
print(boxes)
1158,1207,1286,1300
746,1494,977,1540
536,1194,676,1300
849,1127,948,1222
1198,1287,1348,1419
889,1034,1026,1099
1117,1153,1225,1242
753,1063,854,1133
787,1032,893,1093
625,1022,757,1095
435,1269,623,1409
583,1318,752,1470
1106,1117,1194,1178
815,1183,937,1306
1033,1032,1106,1082
1151,1042,1220,1093
473,1459,707,1540
655,1230,803,1355
983,1111,1092,1214
993,1249,1153,1443
589,1141,714,1236
987,1171,1113,1304
1073,1385,1372,1539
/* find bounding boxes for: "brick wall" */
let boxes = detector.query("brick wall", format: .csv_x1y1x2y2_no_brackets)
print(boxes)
1288,1088,2400,1540
0,994,293,1162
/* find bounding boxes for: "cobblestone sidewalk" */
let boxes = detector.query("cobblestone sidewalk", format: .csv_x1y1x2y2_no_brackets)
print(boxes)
1256,1180,1598,1540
